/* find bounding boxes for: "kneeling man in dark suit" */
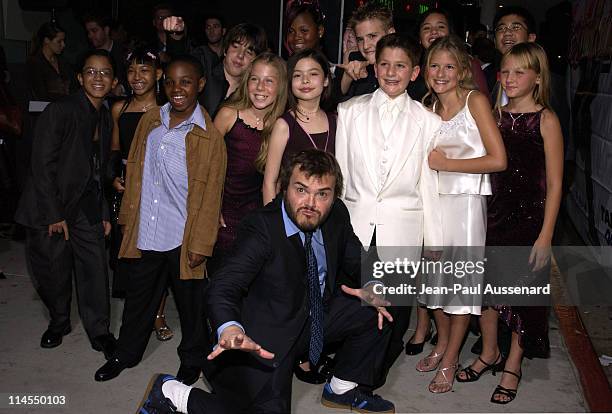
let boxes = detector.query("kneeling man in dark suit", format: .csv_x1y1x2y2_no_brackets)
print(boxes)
137,149,395,413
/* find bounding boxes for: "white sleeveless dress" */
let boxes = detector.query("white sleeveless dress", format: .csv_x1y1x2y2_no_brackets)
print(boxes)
421,90,489,315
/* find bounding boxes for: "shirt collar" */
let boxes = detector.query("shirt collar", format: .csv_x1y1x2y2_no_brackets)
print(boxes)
159,102,207,131
281,200,324,245
373,88,408,110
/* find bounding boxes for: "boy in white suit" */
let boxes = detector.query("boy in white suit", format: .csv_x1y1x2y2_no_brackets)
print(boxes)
335,33,443,378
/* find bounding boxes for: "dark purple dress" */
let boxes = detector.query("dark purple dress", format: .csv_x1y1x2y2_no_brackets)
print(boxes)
487,109,550,358
281,111,336,165
215,114,264,255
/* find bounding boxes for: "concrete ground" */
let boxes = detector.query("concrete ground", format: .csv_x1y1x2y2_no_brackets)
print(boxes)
0,238,587,413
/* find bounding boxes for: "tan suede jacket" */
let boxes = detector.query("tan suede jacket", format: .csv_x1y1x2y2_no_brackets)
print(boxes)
118,106,227,279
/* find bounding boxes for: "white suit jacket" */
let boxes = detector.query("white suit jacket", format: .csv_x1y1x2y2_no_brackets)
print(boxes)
335,90,443,251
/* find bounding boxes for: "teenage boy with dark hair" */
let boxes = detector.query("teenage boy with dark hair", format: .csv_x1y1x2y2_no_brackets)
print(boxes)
16,49,118,357
492,6,569,139
94,55,227,385
163,17,268,116
150,3,175,63
336,33,443,377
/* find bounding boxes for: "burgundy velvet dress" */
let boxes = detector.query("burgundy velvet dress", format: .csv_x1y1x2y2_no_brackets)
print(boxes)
487,109,550,358
214,114,264,256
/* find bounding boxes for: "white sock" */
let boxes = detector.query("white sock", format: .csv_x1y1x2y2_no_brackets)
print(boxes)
329,376,358,395
162,379,192,413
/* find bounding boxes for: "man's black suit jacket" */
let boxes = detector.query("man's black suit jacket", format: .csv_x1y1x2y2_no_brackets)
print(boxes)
207,196,364,369
15,89,112,227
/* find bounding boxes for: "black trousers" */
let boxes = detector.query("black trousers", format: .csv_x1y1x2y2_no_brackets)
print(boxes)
25,210,110,342
187,293,391,414
115,246,209,367
367,228,412,386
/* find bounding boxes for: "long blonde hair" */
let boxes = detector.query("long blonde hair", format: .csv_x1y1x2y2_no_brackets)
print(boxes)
221,52,288,172
495,42,551,115
422,35,477,109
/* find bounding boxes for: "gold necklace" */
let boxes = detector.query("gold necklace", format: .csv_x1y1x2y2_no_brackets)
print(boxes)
141,102,154,112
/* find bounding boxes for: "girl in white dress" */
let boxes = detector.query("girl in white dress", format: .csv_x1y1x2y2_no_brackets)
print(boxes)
416,35,507,393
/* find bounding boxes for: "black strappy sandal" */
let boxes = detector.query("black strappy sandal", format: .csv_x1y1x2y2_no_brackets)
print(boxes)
456,353,505,382
490,369,522,404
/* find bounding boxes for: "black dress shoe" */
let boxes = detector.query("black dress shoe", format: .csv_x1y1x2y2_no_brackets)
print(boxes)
176,364,201,386
92,334,117,360
405,329,433,355
94,358,135,382
40,326,71,349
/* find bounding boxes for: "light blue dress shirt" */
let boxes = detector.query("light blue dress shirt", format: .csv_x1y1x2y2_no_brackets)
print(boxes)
137,103,207,252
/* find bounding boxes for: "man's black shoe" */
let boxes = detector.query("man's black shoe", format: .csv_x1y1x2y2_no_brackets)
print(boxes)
94,358,136,382
136,373,177,414
92,334,117,360
176,364,201,386
40,326,71,349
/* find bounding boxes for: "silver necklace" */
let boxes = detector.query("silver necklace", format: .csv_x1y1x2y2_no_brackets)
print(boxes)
507,112,525,131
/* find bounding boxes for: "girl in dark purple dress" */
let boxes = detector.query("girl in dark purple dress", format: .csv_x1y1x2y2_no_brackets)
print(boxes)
263,49,336,204
455,43,563,404
212,53,288,257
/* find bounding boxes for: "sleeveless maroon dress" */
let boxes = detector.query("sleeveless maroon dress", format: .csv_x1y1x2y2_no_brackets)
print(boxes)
487,109,550,358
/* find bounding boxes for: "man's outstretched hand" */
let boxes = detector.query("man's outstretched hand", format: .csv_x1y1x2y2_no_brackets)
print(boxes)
341,284,393,330
207,325,275,361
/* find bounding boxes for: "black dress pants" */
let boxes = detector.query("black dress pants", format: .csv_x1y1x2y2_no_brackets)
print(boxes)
187,293,391,414
367,228,412,386
25,210,111,341
115,246,209,367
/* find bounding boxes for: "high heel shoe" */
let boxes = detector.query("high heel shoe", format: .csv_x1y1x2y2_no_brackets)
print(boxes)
405,329,433,355
416,350,444,372
491,369,521,404
153,314,174,341
456,353,505,382
428,364,458,393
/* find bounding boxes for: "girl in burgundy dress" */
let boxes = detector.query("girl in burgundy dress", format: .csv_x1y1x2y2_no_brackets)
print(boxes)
263,48,336,204
212,53,288,258
455,43,563,404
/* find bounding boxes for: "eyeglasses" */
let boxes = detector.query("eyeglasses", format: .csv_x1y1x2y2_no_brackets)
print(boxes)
156,15,170,21
83,68,113,78
495,23,527,33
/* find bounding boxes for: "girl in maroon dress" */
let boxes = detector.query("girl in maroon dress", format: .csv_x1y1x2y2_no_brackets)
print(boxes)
263,48,336,204
455,43,563,404
213,53,288,257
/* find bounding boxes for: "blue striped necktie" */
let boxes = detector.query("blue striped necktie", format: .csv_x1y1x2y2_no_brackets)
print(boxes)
304,232,323,366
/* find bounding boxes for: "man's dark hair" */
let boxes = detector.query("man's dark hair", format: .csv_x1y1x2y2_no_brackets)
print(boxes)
223,23,268,56
493,6,537,35
280,149,343,198
166,54,206,80
78,49,116,75
204,13,226,28
152,3,174,17
375,33,421,66
82,14,111,29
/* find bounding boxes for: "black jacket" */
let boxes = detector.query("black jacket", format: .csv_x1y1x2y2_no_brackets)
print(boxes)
206,196,363,368
15,89,112,227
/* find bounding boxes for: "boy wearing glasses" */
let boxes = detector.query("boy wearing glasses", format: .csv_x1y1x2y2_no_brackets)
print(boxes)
16,50,118,357
492,6,568,137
